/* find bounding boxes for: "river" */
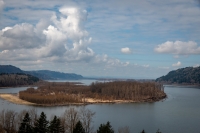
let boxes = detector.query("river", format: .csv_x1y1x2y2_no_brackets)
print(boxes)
0,80,200,133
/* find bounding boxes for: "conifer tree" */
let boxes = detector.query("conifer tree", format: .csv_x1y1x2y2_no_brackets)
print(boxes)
18,113,33,133
49,116,64,133
34,112,49,133
73,121,85,133
140,129,146,133
97,121,114,133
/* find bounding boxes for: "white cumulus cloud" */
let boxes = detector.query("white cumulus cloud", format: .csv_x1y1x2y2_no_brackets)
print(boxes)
172,61,181,67
154,41,200,55
121,47,132,54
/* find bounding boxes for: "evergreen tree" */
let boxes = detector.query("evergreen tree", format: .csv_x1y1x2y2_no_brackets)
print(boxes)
34,112,49,133
140,129,146,133
97,121,114,133
49,116,64,133
73,121,85,133
18,112,33,133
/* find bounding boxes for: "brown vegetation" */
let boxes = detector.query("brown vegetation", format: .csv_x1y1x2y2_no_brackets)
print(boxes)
19,81,166,105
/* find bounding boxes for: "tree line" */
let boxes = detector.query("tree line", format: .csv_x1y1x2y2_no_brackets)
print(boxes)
0,108,162,133
0,73,40,87
19,81,166,105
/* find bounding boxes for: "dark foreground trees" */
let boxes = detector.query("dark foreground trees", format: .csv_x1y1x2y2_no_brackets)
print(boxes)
0,108,162,133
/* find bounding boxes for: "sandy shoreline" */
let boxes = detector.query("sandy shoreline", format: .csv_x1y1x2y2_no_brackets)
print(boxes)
0,93,36,105
0,93,166,106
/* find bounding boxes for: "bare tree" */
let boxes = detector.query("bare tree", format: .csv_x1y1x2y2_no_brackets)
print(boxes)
118,126,130,133
79,107,95,133
62,107,80,133
3,110,17,133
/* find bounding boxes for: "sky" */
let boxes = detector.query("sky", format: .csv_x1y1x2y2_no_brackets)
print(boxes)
0,0,200,79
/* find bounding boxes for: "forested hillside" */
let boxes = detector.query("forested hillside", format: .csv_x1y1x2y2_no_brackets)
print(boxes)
0,65,83,80
156,66,200,84
0,73,40,87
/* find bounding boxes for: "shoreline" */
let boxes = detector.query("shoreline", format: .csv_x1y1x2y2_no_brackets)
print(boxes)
0,93,166,106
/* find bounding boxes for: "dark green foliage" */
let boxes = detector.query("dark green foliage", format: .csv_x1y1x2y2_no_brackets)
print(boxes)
156,66,200,84
49,116,64,133
18,113,33,133
73,121,85,133
140,129,146,133
34,112,49,133
97,121,114,133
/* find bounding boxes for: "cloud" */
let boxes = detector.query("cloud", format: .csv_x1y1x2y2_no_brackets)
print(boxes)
121,47,132,54
0,6,127,68
0,23,45,50
172,61,181,67
0,0,3,11
154,41,200,55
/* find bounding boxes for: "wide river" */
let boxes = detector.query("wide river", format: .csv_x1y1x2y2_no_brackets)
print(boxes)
0,79,200,133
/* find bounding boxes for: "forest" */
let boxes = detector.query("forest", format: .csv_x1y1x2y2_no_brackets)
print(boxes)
19,81,166,105
0,73,40,87
0,108,162,133
156,66,200,84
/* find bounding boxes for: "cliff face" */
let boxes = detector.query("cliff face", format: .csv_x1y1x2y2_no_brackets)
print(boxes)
156,66,200,84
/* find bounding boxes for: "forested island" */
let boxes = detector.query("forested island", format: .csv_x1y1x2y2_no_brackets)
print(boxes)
19,81,166,105
156,66,200,85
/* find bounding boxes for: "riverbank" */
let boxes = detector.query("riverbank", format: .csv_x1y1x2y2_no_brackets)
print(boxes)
0,93,166,106
0,93,36,105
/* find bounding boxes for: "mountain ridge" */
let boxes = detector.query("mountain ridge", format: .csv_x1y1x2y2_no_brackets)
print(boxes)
0,65,83,80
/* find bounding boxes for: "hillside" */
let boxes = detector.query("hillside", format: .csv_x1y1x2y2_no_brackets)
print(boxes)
156,66,200,84
0,73,40,87
0,65,83,80
25,70,83,80
0,65,23,74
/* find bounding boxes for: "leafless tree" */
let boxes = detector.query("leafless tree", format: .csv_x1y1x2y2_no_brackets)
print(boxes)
79,107,95,133
118,126,130,133
62,107,80,133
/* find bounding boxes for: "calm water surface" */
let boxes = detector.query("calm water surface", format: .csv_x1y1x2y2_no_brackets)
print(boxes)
0,80,200,133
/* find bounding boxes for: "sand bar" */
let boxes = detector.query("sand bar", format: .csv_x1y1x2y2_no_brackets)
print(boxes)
0,94,36,105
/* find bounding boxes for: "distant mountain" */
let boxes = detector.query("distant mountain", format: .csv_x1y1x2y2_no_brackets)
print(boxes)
0,65,23,74
0,73,40,87
156,66,200,84
25,70,83,80
0,65,83,80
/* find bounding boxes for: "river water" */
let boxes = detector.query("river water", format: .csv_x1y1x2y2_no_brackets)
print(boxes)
0,80,200,133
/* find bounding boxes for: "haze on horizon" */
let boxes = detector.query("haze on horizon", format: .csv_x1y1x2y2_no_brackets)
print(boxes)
0,0,200,79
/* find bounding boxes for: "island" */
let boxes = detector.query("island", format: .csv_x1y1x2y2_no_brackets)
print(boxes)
9,81,166,106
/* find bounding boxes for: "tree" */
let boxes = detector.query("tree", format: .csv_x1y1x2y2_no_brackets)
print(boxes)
62,108,80,133
18,113,33,133
79,107,95,133
34,112,49,133
140,129,146,133
49,116,64,133
97,121,114,133
73,121,85,133
118,126,130,133
156,129,162,133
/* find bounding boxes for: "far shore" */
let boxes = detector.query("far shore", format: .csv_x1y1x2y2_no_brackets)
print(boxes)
0,93,165,106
